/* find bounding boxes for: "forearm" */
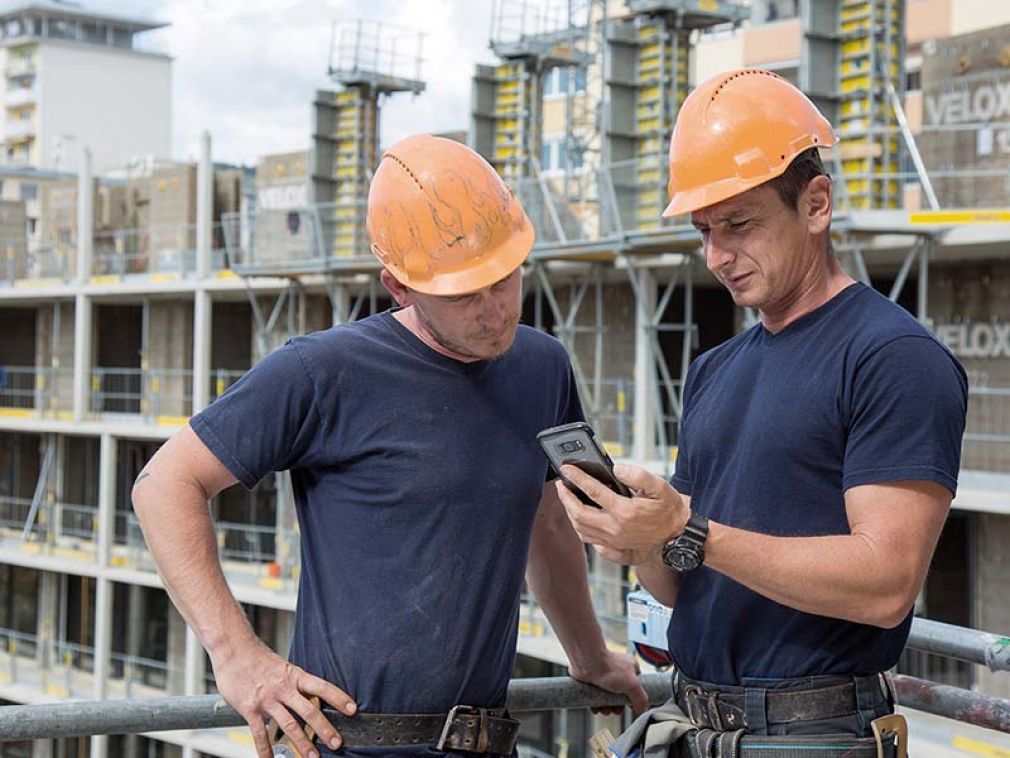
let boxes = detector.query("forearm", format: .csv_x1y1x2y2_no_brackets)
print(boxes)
706,522,915,627
633,553,681,608
527,502,608,672
132,476,259,657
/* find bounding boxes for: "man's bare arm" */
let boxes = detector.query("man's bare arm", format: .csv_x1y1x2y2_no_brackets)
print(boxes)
132,425,355,758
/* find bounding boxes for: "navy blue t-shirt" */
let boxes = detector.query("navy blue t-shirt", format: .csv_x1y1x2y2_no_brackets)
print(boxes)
191,311,583,756
670,283,967,685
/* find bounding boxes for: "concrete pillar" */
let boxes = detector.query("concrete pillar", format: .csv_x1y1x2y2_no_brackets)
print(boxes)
329,282,351,325
91,433,116,758
76,148,93,286
181,626,205,758
166,606,187,694
975,513,1010,699
633,268,657,462
195,131,212,280
35,571,57,677
193,291,212,414
71,294,92,422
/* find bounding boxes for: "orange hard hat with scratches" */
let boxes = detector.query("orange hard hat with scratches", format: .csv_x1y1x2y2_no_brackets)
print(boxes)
367,134,535,297
663,69,838,217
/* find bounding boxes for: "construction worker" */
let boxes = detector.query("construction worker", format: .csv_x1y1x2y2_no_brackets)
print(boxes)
132,134,648,758
558,70,968,754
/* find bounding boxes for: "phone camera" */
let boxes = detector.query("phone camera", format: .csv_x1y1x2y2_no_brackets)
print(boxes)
558,440,585,454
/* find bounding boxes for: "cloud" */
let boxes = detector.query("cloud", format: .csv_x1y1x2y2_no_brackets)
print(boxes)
88,0,497,166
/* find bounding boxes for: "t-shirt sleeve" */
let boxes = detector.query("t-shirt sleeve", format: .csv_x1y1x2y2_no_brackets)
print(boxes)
844,335,968,495
190,341,321,490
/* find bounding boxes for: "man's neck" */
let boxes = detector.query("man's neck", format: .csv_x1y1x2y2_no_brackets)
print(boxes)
392,307,480,363
761,257,856,334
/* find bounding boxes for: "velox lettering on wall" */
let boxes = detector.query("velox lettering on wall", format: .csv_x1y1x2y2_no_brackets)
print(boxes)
925,80,1010,125
935,322,1010,359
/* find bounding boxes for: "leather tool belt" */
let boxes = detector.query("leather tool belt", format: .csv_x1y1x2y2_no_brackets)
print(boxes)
680,681,862,730
314,704,520,754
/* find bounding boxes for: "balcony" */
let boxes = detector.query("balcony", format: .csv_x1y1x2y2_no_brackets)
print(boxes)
92,223,229,281
4,118,34,140
0,365,74,418
90,368,192,423
0,496,99,563
4,85,36,107
4,58,36,78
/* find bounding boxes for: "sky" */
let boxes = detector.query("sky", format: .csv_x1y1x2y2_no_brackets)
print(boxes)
87,0,498,165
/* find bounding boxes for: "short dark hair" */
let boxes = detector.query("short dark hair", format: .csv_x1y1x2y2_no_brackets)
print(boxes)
766,148,827,211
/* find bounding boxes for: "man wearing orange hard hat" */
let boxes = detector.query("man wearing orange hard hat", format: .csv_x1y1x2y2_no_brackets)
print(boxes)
559,70,968,754
135,133,647,758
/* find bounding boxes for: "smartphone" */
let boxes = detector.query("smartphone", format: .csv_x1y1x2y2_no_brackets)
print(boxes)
537,421,632,508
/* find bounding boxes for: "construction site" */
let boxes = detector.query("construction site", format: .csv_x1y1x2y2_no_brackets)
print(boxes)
0,0,1009,755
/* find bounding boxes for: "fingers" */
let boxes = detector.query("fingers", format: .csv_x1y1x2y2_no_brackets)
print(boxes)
627,682,650,715
289,693,342,753
302,674,357,716
248,713,273,758
267,701,321,758
613,464,671,499
560,465,625,510
556,479,613,544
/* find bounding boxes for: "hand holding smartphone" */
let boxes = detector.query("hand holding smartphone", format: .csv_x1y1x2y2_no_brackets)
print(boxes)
537,422,632,508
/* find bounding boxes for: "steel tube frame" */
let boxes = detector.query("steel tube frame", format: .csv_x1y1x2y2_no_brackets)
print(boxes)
3,671,1010,741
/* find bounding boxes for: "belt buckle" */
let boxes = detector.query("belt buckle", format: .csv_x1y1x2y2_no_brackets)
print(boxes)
683,685,709,728
436,704,489,753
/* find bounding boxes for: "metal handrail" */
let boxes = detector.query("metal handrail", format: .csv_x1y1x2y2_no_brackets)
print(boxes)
1,672,1008,741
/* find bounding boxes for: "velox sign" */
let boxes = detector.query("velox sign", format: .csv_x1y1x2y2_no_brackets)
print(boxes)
935,322,1010,359
925,80,1010,126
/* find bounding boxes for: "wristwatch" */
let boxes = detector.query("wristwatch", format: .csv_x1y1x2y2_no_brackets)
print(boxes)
661,512,710,572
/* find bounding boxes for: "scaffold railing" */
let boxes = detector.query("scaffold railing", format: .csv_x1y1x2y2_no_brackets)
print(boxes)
0,619,1007,741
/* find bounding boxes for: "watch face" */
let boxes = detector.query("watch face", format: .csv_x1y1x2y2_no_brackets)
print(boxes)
663,542,703,572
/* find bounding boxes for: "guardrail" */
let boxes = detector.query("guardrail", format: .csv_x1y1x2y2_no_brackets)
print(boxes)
0,669,1008,741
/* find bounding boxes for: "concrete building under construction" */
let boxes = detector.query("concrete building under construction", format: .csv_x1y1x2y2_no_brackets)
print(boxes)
1,1,1010,756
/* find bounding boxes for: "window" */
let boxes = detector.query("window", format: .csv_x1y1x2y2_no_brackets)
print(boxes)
20,183,36,201
543,66,588,97
540,137,584,173
906,68,922,92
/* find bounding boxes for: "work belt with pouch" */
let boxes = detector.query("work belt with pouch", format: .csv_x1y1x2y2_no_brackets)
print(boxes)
608,673,907,758
272,703,521,756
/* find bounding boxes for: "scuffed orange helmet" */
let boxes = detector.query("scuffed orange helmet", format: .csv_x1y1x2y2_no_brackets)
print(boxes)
663,69,837,217
367,134,535,296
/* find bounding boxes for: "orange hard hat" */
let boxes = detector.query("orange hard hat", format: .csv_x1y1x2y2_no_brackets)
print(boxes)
663,69,838,217
367,134,535,296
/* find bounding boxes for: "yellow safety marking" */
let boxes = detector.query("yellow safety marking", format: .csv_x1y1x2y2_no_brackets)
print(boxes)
602,442,623,457
259,577,283,590
698,0,718,10
229,730,254,745
951,736,1010,758
0,407,33,418
148,273,179,283
13,278,62,288
110,555,126,567
53,547,95,562
90,274,121,285
45,684,69,698
155,415,189,426
670,446,679,462
55,411,74,421
0,672,10,683
909,210,1010,225
518,620,544,637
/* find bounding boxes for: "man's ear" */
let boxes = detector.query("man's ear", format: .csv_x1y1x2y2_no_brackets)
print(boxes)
380,269,412,307
803,174,833,236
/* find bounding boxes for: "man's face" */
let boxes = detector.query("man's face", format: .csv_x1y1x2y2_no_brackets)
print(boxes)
691,184,816,311
410,267,524,361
